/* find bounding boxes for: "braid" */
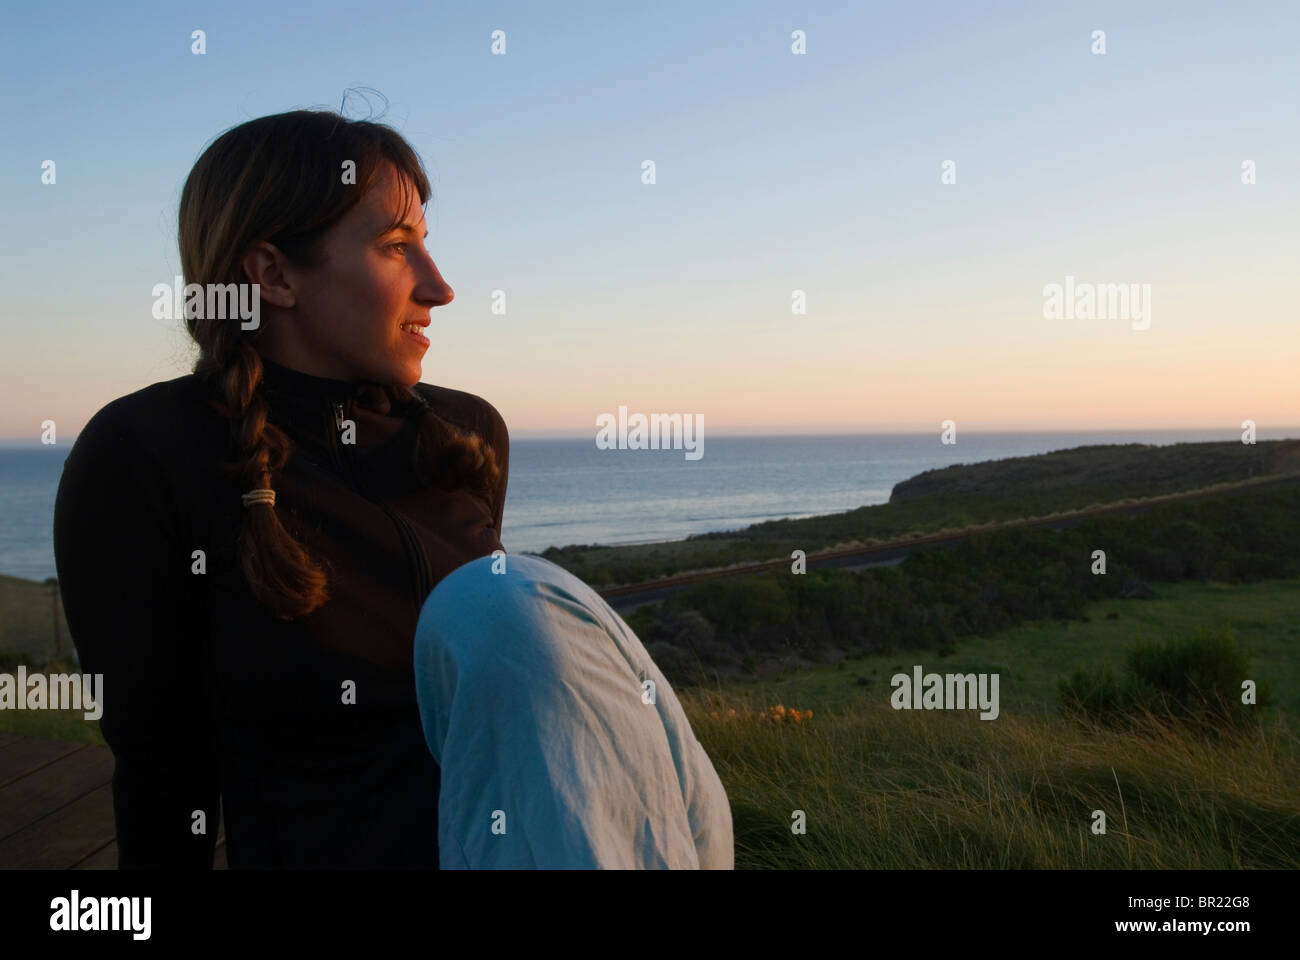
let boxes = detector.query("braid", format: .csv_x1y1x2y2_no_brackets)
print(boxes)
214,336,330,619
391,386,501,502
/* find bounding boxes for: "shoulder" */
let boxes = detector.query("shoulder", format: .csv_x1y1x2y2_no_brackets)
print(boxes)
413,383,509,455
66,374,224,476
75,374,215,444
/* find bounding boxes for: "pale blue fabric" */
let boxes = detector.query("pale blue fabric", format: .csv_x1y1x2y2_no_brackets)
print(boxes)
413,553,734,869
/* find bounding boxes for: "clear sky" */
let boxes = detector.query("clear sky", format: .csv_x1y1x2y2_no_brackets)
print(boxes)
1,0,1297,440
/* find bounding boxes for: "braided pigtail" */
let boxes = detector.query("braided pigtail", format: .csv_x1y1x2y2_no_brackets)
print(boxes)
199,336,330,619
383,386,501,503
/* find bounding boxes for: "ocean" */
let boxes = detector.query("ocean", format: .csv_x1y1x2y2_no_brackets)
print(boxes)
0,428,1288,582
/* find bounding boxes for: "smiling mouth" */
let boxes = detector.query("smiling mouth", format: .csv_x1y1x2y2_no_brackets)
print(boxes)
400,323,430,349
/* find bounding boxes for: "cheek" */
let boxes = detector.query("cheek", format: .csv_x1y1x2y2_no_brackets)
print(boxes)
373,278,411,331
338,265,401,342
310,251,406,350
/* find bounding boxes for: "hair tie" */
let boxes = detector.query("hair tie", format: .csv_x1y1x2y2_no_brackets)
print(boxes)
241,488,276,507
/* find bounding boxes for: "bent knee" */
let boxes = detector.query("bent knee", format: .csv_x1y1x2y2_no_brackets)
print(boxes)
416,553,607,664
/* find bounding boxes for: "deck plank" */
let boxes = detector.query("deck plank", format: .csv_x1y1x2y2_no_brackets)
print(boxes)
0,736,85,789
70,838,229,870
0,744,113,842
0,735,237,869
0,781,116,868
70,840,118,869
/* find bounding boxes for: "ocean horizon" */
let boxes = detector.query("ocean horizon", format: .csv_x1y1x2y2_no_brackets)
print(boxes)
2,427,1296,583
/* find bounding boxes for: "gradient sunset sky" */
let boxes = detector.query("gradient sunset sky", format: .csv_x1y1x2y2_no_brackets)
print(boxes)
1,0,1297,440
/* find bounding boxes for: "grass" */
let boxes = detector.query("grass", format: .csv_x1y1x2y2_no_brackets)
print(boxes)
0,573,70,665
682,691,1299,868
700,578,1300,724
0,705,103,745
675,577,1300,868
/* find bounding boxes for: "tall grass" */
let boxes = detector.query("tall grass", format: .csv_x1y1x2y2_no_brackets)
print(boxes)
682,688,1300,869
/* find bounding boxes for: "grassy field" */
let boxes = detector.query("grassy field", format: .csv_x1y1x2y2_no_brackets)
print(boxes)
684,692,1298,868
677,577,1300,868
703,578,1300,721
3,578,1296,867
0,573,70,666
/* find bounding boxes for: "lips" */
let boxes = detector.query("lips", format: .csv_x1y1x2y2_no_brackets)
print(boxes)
401,322,430,349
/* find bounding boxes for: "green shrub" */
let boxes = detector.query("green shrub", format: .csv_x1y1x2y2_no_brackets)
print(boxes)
1058,627,1267,733
1127,627,1265,727
1058,664,1129,722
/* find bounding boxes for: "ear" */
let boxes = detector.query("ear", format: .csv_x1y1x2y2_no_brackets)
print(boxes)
240,240,297,309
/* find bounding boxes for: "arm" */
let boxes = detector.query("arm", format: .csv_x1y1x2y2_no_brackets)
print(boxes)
53,404,222,868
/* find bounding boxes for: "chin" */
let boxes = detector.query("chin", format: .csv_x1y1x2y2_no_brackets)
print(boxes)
363,359,419,388
394,360,423,387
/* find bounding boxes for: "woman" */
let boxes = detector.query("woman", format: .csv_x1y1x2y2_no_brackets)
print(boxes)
54,108,732,869
54,110,508,868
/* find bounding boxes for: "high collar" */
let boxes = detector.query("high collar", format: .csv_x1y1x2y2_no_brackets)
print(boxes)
259,358,418,419
262,357,372,403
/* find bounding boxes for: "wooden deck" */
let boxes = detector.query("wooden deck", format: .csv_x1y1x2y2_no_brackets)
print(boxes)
0,732,227,869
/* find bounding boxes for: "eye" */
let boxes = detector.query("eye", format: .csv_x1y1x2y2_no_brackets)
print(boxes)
387,241,409,254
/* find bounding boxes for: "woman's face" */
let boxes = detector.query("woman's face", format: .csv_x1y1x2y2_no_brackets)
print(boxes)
248,163,452,386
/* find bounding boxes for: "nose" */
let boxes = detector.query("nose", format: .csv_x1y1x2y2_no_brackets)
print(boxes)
414,250,454,308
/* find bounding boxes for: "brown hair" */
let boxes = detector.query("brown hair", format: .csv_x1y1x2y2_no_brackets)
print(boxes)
179,109,500,619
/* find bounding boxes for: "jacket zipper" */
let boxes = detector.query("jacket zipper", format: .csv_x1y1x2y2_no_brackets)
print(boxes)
331,398,434,611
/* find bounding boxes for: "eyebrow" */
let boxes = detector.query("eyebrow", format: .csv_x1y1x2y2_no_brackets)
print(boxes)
380,221,429,240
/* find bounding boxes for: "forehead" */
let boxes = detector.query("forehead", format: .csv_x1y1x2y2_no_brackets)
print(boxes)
354,165,425,230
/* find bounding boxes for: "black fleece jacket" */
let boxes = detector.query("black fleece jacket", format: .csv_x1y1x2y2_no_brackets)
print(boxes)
52,358,509,869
